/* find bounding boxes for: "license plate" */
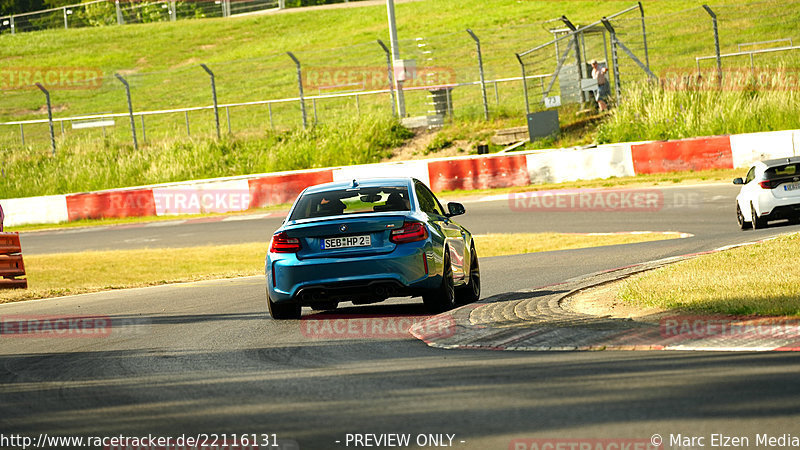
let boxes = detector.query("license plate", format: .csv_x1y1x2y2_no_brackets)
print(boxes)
784,182,800,191
321,235,371,250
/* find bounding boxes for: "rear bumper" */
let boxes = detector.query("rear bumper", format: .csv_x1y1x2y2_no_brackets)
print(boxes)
266,242,439,304
763,202,800,221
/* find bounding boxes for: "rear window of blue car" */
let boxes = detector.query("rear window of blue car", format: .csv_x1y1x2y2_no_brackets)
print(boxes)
289,186,411,220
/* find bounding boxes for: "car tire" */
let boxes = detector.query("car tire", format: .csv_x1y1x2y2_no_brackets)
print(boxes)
751,203,767,230
267,290,301,320
456,245,480,304
310,301,339,311
737,203,751,230
423,250,455,313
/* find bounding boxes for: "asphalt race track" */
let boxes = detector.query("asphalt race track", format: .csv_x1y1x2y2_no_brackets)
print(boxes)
4,183,800,450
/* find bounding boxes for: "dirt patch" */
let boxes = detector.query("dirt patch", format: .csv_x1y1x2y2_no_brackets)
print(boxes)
564,279,668,323
385,129,472,162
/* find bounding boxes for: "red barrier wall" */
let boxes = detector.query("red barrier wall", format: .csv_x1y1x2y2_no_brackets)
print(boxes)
66,190,156,221
631,136,733,174
427,155,530,192
248,170,334,209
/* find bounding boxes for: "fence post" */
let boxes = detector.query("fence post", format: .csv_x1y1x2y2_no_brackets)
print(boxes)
702,4,722,84
115,0,124,24
63,7,68,29
140,116,146,143
278,0,285,9
9,16,14,34
286,52,307,129
199,63,221,139
601,18,621,106
185,111,191,137
226,106,231,134
637,2,649,70
466,29,489,121
170,1,176,21
268,103,274,129
114,73,139,150
514,53,530,115
19,124,25,147
377,40,397,118
35,83,56,156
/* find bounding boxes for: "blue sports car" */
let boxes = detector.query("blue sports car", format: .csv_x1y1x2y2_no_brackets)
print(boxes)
265,177,480,319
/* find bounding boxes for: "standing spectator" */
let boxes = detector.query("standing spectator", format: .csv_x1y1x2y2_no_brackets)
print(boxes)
591,60,610,111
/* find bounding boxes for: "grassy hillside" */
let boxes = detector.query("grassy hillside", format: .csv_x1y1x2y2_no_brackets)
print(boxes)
1,0,799,198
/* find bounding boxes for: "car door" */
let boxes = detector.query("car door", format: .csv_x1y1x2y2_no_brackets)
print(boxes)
739,165,758,215
414,181,466,281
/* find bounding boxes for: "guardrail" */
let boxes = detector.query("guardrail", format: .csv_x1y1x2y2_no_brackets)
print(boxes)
0,233,27,290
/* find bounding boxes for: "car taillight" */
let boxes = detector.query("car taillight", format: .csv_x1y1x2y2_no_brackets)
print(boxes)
270,231,301,253
759,180,774,189
390,221,428,244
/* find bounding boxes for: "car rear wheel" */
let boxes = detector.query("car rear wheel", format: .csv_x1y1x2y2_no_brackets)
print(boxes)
456,245,480,304
737,203,750,230
751,203,767,230
423,250,455,313
267,290,301,320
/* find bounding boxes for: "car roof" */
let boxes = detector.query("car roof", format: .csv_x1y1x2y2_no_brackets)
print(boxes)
761,156,800,167
302,177,415,194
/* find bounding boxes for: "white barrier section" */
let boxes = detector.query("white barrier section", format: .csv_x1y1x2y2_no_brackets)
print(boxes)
730,130,796,168
0,195,69,227
153,179,251,215
332,160,431,186
526,144,635,184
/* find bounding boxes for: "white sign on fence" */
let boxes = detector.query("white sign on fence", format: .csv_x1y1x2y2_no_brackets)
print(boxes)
543,96,561,108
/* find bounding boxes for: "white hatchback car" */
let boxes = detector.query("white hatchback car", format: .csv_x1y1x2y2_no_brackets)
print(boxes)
734,156,800,229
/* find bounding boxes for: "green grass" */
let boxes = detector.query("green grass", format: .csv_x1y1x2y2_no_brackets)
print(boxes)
1,115,412,198
0,231,682,304
597,79,800,143
619,233,800,316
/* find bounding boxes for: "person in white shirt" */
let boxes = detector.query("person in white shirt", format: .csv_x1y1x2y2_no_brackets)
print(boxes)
591,60,610,111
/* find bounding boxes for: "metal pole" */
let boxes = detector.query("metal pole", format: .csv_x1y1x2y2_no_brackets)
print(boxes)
19,124,25,146
377,39,397,118
702,5,722,84
60,120,64,137
199,63,221,139
226,106,231,134
313,98,318,124
140,115,146,143
10,16,14,34
114,73,138,150
467,29,489,120
115,0,124,24
268,103,274,129
63,7,68,29
386,0,406,117
286,52,307,129
638,2,650,70
170,0,176,21
601,18,621,105
356,94,360,116
185,111,190,137
494,81,499,106
515,53,530,115
278,0,285,9
35,83,56,156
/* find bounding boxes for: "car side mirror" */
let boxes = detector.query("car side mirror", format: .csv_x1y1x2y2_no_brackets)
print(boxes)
446,202,465,217
733,177,744,185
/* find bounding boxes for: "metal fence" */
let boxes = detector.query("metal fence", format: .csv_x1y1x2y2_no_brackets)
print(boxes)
516,0,800,113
